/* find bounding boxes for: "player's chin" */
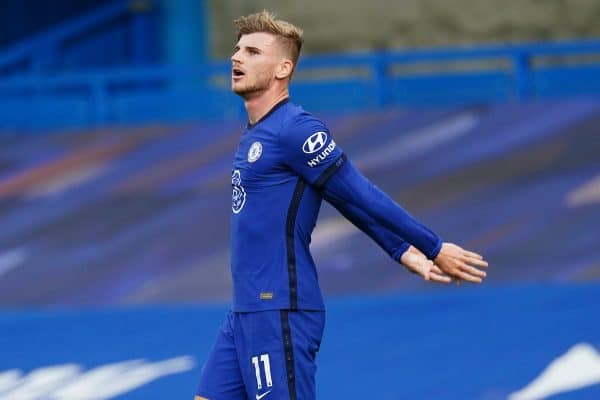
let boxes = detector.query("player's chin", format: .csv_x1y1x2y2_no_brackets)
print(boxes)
232,84,263,98
232,83,251,95
231,82,241,92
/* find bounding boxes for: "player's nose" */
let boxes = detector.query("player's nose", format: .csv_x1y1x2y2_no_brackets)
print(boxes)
231,50,242,63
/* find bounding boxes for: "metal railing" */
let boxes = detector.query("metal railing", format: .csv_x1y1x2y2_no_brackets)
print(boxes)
0,0,132,74
1,39,600,132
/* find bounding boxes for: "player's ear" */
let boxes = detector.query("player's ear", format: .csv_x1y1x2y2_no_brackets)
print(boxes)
275,58,294,80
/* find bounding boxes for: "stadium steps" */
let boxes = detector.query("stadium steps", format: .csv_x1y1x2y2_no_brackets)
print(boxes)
0,100,598,305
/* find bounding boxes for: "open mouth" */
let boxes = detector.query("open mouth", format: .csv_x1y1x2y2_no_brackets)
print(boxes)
232,68,245,78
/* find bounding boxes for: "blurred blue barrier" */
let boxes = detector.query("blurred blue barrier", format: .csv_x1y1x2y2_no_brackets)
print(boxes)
2,40,600,132
0,0,157,74
1,284,599,399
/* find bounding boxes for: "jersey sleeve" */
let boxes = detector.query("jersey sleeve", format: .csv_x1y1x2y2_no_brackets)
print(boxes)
322,158,443,260
322,187,411,262
279,113,345,186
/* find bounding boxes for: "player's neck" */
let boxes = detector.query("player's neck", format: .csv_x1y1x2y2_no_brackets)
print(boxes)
244,85,289,125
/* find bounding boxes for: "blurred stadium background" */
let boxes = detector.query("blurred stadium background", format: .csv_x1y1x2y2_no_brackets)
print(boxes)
1,0,599,399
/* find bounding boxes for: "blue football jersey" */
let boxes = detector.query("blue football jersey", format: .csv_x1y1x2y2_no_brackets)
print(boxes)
230,99,343,312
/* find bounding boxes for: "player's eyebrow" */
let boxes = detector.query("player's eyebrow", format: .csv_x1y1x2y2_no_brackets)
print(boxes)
233,45,262,53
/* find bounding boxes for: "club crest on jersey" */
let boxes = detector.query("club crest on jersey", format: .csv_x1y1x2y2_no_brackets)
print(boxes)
247,141,262,163
302,131,328,154
232,170,246,214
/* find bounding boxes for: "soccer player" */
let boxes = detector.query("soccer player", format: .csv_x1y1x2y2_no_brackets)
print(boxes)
195,11,488,400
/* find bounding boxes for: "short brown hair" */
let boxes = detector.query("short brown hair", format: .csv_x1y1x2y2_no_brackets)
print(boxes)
234,10,303,66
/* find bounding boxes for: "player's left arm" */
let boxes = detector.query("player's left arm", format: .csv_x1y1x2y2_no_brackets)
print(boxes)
322,159,488,283
280,114,487,283
323,188,451,283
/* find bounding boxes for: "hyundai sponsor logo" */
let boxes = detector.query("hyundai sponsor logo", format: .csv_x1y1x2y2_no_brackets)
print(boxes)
307,140,337,167
302,131,328,154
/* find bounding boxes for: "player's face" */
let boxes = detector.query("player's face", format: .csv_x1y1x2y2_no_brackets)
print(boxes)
231,32,282,98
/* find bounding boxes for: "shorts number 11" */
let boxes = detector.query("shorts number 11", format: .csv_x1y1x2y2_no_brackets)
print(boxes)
251,354,273,389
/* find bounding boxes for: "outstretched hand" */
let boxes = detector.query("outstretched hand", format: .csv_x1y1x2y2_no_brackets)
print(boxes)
400,246,452,283
434,242,488,283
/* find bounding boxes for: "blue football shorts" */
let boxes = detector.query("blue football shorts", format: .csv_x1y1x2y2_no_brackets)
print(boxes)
196,309,325,400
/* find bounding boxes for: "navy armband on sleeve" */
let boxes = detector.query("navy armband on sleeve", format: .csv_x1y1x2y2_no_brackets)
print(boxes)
313,154,347,190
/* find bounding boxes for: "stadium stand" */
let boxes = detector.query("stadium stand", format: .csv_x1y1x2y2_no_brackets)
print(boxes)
0,100,598,307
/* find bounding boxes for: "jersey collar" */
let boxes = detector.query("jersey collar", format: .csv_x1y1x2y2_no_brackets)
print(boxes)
246,98,290,129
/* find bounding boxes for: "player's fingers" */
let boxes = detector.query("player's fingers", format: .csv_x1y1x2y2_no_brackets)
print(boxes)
462,250,484,259
443,260,467,277
405,265,425,277
431,265,445,275
461,264,487,278
452,261,482,282
464,257,489,268
457,270,482,283
422,264,432,281
430,273,452,283
431,265,453,281
441,267,463,281
453,259,483,277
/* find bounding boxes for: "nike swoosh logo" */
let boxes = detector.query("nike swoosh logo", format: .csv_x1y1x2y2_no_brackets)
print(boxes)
256,390,272,400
